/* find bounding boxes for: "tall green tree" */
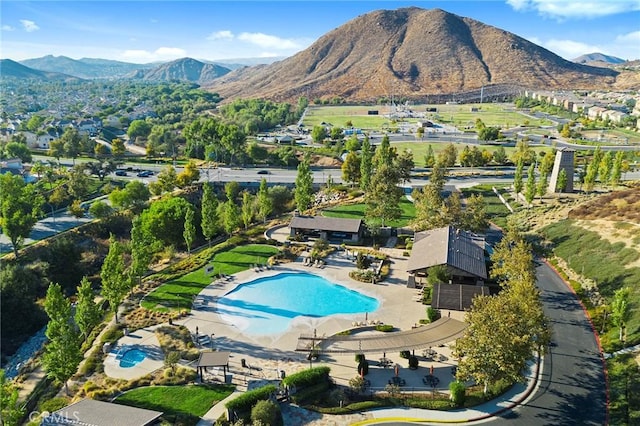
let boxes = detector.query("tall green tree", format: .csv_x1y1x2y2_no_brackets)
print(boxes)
610,151,624,187
74,277,102,341
513,158,524,194
0,174,44,257
42,283,82,395
437,143,457,168
365,163,403,227
130,216,155,286
201,182,220,243
157,165,178,193
48,139,65,164
341,151,361,187
556,168,568,193
598,151,613,186
294,154,314,213
257,178,273,224
100,234,127,323
373,135,393,168
360,136,373,191
424,144,436,168
524,163,536,205
61,127,82,165
183,205,196,254
311,125,327,144
241,190,254,230
111,138,126,158
221,200,240,236
611,287,630,342
462,194,488,233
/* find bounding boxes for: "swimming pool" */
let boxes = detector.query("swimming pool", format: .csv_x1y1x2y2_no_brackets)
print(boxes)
217,272,379,335
118,349,147,368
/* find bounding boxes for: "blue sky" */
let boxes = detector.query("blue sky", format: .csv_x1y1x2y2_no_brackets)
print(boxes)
1,1,639,63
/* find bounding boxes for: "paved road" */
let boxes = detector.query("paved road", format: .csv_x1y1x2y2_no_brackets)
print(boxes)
487,261,607,425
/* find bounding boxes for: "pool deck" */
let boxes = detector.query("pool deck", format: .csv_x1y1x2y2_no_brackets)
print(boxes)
106,247,467,424
103,324,165,380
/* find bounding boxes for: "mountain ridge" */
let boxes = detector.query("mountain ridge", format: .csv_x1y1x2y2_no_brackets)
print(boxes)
204,7,627,102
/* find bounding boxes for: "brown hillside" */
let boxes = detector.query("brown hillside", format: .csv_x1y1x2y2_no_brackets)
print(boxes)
205,7,618,102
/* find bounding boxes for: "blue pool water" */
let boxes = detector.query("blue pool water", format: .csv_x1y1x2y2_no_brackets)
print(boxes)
119,349,147,368
218,272,379,335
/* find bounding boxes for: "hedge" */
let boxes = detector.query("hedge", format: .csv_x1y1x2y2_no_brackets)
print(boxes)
290,382,330,404
225,384,277,413
282,366,330,389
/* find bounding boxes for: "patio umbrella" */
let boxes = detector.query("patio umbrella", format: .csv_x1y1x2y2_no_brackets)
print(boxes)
394,364,400,377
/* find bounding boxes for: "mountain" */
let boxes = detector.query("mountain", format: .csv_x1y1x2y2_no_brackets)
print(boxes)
0,59,82,81
19,55,154,79
128,57,231,83
573,53,626,65
205,7,622,102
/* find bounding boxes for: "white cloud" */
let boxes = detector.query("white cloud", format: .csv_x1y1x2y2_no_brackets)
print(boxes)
1,25,15,31
237,32,301,50
506,0,640,19
20,19,39,32
208,30,234,41
526,33,640,61
121,47,187,62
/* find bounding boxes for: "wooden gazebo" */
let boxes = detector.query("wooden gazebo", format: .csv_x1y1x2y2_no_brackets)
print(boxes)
197,351,230,383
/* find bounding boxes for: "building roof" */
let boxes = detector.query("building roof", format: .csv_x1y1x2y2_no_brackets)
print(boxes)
42,398,163,426
432,283,496,311
406,226,487,279
197,351,230,368
290,216,363,233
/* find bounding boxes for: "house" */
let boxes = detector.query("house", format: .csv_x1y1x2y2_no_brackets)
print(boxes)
35,130,58,149
587,106,607,120
41,398,162,426
406,226,487,285
1,158,24,176
289,215,364,243
276,135,294,144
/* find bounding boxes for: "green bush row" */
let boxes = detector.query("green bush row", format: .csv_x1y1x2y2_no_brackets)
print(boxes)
375,324,394,332
225,384,277,413
315,400,386,414
282,366,330,389
290,382,330,405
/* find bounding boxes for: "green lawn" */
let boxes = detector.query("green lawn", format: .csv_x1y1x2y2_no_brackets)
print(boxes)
322,196,416,227
460,184,513,229
141,244,279,312
303,103,547,133
115,384,234,425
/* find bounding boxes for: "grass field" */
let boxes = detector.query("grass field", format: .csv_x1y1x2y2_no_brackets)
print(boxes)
460,184,513,229
115,384,234,425
322,196,416,227
141,244,279,312
303,103,548,132
541,219,640,350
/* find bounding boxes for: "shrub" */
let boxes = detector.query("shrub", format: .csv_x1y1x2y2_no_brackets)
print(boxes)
449,381,466,406
408,355,419,370
282,366,330,389
355,353,365,364
376,324,394,332
348,376,366,394
251,400,282,426
399,350,410,359
39,397,69,413
289,382,330,405
226,384,277,414
426,307,439,323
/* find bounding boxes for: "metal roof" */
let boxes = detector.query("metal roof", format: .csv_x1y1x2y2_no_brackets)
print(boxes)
290,216,363,233
407,226,487,279
432,283,494,311
295,317,467,354
43,398,162,426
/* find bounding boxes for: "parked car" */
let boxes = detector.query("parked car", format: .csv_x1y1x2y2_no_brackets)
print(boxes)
257,170,270,175
136,170,153,177
115,170,128,176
